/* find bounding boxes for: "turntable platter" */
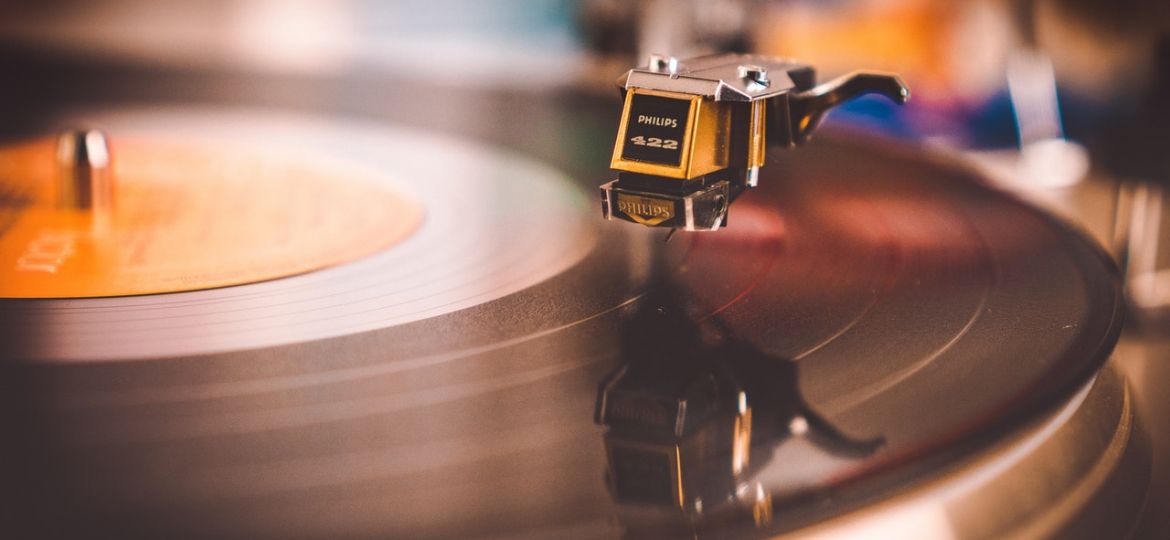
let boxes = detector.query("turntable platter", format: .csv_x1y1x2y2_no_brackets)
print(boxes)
0,103,1128,538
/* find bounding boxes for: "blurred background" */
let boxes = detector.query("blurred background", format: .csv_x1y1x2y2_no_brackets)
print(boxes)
2,0,1167,148
2,0,1168,276
2,0,1168,170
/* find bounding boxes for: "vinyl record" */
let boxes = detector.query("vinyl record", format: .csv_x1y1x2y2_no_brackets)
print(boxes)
0,102,1127,538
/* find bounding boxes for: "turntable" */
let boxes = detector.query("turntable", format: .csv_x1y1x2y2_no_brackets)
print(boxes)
0,3,1165,539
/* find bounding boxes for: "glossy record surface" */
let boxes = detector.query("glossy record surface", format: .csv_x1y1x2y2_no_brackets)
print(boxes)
0,109,1122,537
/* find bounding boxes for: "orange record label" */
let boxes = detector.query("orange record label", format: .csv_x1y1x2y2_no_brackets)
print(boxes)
0,136,423,298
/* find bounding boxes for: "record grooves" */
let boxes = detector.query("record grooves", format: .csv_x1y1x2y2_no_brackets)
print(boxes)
1,106,1128,538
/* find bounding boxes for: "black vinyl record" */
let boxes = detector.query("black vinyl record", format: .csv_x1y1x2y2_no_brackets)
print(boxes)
0,95,1122,537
